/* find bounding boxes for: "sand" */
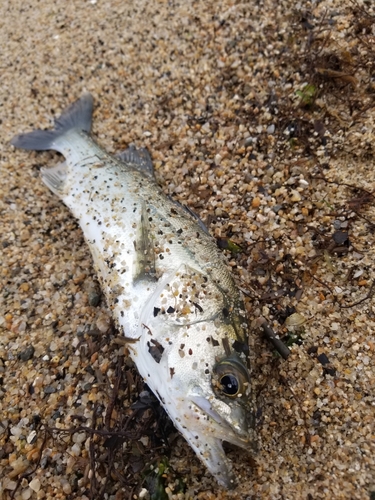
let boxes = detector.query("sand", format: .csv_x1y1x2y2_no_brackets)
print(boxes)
1,0,374,498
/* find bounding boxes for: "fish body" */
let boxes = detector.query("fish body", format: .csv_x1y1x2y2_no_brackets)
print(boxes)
11,94,256,487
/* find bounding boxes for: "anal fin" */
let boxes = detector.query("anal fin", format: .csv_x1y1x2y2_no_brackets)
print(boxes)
40,161,67,195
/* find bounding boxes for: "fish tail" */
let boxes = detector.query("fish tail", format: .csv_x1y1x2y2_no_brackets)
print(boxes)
11,93,93,152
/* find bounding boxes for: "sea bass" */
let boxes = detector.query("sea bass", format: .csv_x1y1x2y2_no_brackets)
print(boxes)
11,94,256,487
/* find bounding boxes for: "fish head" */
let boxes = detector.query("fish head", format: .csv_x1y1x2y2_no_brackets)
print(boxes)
179,349,257,488
133,264,257,487
136,314,257,488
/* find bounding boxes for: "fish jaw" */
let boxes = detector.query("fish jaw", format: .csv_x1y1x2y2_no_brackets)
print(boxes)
156,383,255,488
185,395,256,488
174,422,238,488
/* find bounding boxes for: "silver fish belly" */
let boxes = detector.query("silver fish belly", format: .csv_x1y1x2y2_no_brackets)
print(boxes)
11,94,257,488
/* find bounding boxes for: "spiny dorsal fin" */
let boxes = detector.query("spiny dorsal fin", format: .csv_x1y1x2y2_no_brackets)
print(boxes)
117,144,155,178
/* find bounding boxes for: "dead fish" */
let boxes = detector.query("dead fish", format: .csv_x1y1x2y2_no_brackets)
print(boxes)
11,94,256,488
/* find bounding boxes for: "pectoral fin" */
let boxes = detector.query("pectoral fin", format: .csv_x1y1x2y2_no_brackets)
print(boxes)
133,202,157,282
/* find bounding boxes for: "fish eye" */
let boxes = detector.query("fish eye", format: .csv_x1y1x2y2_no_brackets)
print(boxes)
220,373,239,396
213,355,250,399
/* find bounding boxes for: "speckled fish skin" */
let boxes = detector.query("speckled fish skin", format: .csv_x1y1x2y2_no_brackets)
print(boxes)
11,94,257,488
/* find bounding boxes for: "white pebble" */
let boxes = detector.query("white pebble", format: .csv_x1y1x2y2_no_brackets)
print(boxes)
10,426,22,437
27,430,37,444
49,341,58,352
290,190,301,202
21,487,32,500
72,432,87,444
3,478,17,490
139,488,150,499
214,154,222,164
61,480,72,495
70,443,81,456
29,478,41,492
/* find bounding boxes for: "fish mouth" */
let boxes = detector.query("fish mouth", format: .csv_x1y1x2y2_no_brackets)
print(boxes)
190,395,254,450
183,395,256,488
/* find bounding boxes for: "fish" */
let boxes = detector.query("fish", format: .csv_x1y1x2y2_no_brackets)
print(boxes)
11,94,257,488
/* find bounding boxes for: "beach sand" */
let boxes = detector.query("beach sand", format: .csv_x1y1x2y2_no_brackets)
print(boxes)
1,0,374,498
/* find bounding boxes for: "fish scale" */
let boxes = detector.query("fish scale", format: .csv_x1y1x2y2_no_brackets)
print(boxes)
11,93,257,488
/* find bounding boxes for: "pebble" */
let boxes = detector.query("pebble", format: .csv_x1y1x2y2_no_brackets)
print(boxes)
96,313,111,333
290,190,302,202
27,430,37,444
21,487,32,500
88,291,101,307
251,197,261,208
61,480,72,494
19,345,35,362
29,478,41,492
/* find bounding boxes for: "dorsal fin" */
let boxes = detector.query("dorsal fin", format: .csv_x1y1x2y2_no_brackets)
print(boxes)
117,144,155,178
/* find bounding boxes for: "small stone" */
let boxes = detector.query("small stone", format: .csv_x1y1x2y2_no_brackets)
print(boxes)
20,229,31,242
44,386,56,394
49,341,58,352
61,480,72,495
19,345,35,362
139,488,150,499
3,478,17,490
11,426,22,437
29,478,41,492
88,291,101,307
284,312,306,327
333,231,349,245
72,432,86,444
33,376,44,388
251,197,261,208
27,430,37,445
272,204,283,213
244,136,255,147
22,489,33,500
290,190,301,202
9,457,29,477
19,282,30,292
96,314,111,333
70,443,81,456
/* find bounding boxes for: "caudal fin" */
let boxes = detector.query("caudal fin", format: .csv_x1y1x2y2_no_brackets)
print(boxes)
11,93,94,152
